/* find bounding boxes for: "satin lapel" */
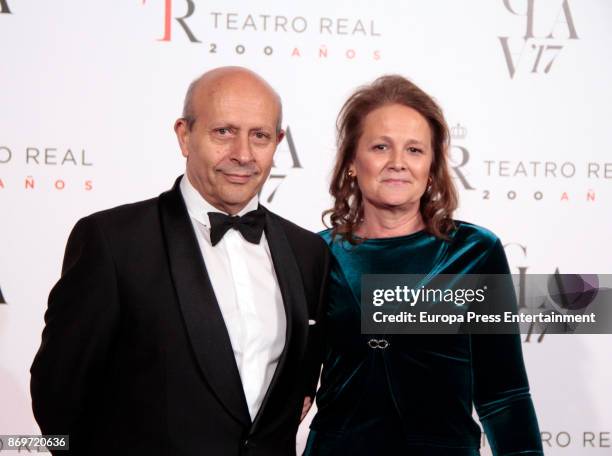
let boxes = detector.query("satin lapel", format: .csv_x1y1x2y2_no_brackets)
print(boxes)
251,208,309,432
159,178,251,427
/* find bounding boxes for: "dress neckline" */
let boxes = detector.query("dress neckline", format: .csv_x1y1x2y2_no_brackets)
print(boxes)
354,228,429,243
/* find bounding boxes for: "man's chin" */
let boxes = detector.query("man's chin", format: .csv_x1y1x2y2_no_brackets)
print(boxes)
219,187,262,206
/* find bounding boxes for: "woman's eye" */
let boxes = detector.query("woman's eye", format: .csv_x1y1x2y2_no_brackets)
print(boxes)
408,147,423,154
373,144,387,151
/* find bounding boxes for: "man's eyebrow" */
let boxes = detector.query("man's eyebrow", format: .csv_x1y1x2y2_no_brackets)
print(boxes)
211,123,240,130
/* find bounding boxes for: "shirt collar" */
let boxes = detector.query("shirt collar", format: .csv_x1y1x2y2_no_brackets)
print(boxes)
180,174,260,229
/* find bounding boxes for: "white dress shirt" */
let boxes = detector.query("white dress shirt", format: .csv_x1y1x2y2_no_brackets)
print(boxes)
180,175,286,420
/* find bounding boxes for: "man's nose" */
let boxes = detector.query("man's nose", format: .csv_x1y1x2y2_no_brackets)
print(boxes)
229,133,254,164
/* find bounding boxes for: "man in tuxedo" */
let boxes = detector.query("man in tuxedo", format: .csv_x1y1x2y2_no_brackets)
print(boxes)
31,66,329,455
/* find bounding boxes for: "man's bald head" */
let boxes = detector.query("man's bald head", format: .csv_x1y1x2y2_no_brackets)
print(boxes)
182,66,283,133
174,66,285,214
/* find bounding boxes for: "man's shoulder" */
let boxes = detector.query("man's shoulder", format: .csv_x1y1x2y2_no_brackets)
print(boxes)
81,177,182,230
84,196,160,230
264,209,328,253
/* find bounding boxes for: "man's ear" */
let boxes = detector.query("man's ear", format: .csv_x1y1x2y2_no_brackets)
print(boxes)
276,129,285,145
174,118,190,158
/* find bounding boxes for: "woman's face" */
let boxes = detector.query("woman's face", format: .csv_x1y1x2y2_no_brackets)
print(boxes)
350,103,433,212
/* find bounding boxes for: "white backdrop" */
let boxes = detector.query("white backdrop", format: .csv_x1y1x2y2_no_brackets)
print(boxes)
1,0,611,454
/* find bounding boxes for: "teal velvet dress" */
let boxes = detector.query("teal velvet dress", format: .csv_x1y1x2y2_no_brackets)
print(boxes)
304,221,543,456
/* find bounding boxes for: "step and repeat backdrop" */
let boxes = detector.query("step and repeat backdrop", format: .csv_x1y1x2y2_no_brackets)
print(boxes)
1,0,611,454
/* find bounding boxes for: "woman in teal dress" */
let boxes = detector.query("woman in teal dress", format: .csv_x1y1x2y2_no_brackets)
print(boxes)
303,76,543,455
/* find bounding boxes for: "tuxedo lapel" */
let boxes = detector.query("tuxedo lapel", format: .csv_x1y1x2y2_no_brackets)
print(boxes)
159,177,251,427
251,208,309,432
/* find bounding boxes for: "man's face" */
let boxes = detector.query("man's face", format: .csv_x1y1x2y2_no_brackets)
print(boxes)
175,75,284,214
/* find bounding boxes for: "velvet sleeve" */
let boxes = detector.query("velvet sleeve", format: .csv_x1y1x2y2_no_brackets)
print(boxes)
471,239,544,455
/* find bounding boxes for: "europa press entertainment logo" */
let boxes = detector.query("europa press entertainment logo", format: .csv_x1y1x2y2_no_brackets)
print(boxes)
520,271,603,343
498,0,579,79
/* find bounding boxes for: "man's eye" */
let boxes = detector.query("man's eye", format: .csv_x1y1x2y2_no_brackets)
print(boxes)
213,127,234,136
254,132,271,140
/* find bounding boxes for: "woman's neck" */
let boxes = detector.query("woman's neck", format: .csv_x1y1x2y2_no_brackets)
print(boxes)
356,204,425,239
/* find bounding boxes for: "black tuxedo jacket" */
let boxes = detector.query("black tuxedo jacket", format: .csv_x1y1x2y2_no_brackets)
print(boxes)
31,177,330,455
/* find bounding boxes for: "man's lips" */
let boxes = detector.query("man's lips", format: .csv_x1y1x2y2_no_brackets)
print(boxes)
222,172,253,184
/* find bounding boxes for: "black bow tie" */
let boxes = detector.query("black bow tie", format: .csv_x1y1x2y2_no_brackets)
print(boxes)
208,206,266,246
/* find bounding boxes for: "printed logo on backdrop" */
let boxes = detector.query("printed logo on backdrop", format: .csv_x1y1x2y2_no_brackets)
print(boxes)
142,0,382,61
0,0,11,14
480,429,612,451
0,146,94,192
448,123,475,191
451,121,608,349
0,285,6,304
260,126,302,203
448,123,609,204
499,0,578,79
503,241,597,344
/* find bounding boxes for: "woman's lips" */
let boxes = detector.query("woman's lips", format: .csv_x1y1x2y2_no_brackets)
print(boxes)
381,178,411,185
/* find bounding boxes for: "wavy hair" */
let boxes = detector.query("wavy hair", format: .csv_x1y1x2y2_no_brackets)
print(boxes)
324,75,458,243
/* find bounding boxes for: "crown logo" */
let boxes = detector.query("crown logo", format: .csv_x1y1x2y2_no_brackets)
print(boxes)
450,123,467,140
